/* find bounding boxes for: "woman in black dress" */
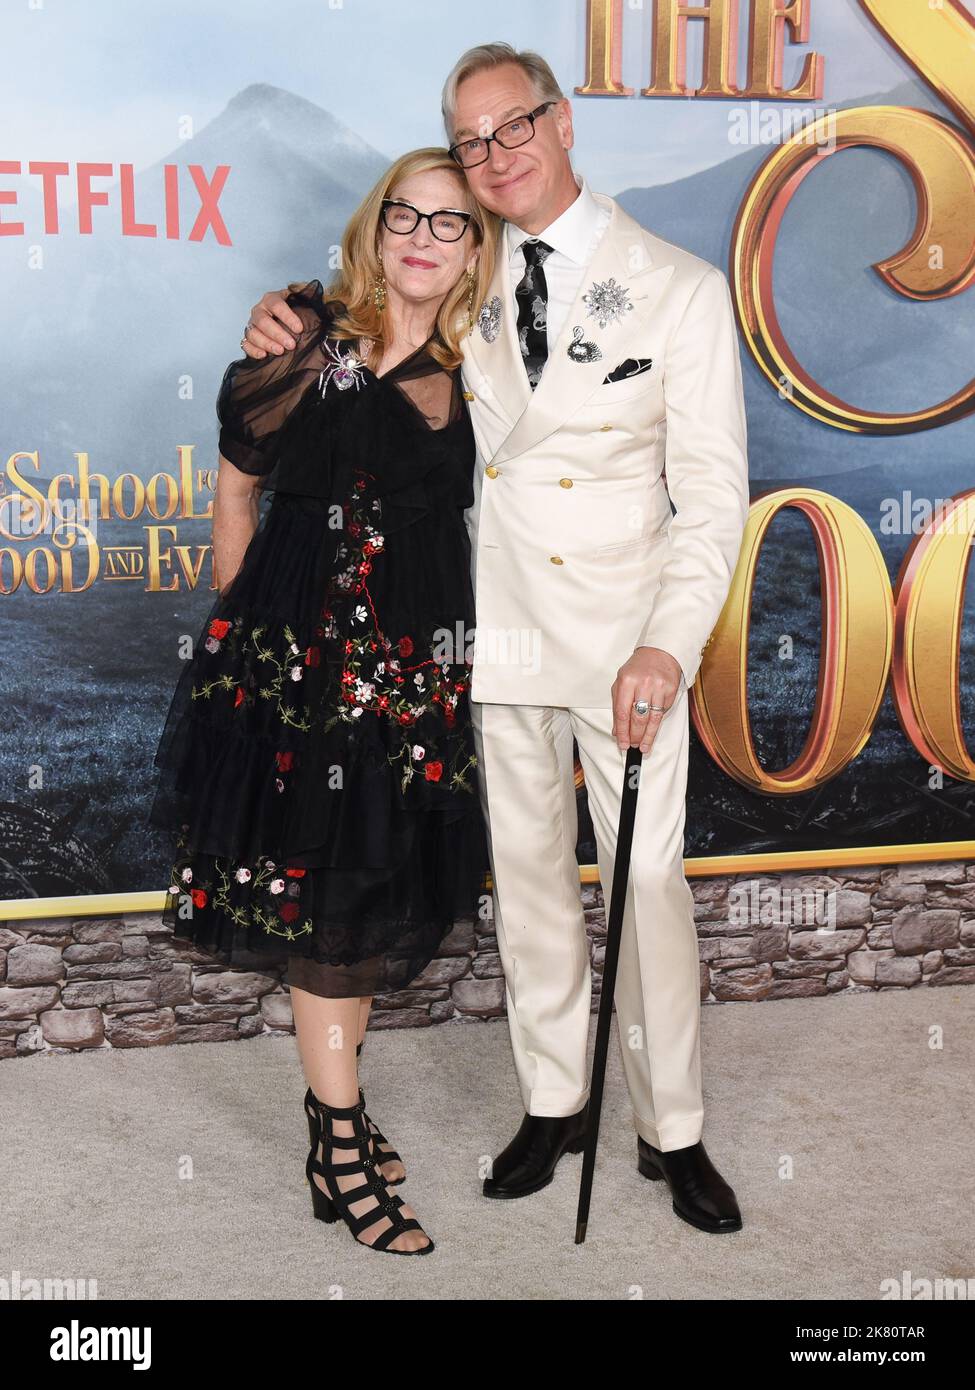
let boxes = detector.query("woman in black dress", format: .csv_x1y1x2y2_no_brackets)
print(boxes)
150,149,498,1256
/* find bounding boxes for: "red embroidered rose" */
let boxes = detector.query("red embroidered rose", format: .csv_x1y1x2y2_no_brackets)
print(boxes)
234,686,246,708
275,751,295,772
424,762,443,782
305,646,321,667
278,902,300,923
285,867,307,878
398,636,414,657
209,619,231,639
191,888,208,908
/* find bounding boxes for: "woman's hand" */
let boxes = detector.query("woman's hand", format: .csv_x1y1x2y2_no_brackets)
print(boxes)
242,289,305,359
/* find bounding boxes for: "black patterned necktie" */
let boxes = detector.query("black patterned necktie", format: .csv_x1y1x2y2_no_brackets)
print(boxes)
515,239,554,389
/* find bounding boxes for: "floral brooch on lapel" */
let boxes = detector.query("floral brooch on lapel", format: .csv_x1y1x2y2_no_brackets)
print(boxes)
567,326,603,364
583,277,633,330
477,295,502,343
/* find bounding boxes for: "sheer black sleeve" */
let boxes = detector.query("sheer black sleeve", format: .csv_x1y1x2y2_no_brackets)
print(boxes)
216,279,333,480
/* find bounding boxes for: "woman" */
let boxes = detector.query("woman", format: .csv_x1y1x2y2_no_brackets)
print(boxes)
150,148,499,1256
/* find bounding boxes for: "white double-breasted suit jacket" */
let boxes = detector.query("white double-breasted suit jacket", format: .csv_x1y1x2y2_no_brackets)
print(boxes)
460,192,750,709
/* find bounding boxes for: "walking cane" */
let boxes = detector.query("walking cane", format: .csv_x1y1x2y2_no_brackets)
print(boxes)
574,742,643,1244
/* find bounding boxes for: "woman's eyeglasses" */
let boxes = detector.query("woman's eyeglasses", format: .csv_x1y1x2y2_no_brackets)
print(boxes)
448,102,557,169
380,199,473,243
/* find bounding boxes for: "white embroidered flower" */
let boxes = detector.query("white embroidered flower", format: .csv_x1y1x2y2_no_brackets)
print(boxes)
235,867,252,883
412,744,425,761
290,642,299,655
414,673,425,689
356,682,375,701
290,667,303,681
350,707,363,718
180,868,193,883
388,659,400,672
204,636,220,654
375,662,385,676
275,778,285,793
354,604,368,623
168,884,180,895
269,878,285,894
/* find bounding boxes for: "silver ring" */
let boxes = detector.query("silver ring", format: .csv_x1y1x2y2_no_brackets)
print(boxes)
633,698,666,716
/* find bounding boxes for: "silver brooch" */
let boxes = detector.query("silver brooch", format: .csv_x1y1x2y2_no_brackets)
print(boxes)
478,295,502,343
567,326,603,363
318,341,367,395
582,277,633,330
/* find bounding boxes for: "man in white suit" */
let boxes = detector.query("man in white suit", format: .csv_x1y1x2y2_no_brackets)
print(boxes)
243,43,749,1233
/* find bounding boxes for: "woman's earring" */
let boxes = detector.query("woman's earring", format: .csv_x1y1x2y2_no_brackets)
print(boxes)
466,264,476,332
374,252,386,312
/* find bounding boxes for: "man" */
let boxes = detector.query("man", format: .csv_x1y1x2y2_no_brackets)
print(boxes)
241,42,750,1233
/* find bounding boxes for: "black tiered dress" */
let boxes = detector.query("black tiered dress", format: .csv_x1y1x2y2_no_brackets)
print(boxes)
149,280,489,997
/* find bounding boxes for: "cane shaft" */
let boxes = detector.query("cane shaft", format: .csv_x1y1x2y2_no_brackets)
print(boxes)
574,744,643,1243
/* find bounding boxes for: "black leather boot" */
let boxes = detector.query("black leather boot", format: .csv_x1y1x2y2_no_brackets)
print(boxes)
637,1137,742,1232
483,1105,589,1199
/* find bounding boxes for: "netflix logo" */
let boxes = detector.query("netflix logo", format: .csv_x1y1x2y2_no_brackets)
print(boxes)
0,161,231,243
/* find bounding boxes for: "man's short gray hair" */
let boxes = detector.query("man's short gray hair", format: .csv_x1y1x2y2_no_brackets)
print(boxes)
441,42,565,138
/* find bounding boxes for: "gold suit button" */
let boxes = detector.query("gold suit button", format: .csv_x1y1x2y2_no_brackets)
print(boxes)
550,555,564,565
485,465,499,478
462,390,475,401
559,478,573,488
599,424,613,431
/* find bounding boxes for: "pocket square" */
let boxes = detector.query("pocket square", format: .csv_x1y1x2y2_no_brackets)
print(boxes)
603,357,653,384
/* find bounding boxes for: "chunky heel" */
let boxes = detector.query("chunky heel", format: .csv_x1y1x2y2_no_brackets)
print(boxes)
309,1181,340,1223
305,1090,433,1256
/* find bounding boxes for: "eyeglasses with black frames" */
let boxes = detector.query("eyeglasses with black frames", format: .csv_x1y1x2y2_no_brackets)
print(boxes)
448,101,558,169
380,199,473,242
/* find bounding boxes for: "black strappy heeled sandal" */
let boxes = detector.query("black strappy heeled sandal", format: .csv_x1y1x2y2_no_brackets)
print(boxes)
302,1040,406,1185
304,1091,434,1256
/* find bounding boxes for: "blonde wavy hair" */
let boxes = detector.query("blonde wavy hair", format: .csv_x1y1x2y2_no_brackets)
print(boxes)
293,148,499,371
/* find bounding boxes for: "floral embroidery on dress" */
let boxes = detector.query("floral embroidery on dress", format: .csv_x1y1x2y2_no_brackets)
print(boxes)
322,471,477,796
166,830,314,940
189,467,476,800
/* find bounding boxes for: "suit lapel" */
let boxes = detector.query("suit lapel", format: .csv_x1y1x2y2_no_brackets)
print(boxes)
463,194,676,464
462,241,531,430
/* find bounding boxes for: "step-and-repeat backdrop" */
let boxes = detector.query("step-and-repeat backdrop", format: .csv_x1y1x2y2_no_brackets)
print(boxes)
1,0,973,905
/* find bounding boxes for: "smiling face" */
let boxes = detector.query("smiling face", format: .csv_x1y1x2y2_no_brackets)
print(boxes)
449,63,577,232
377,167,479,313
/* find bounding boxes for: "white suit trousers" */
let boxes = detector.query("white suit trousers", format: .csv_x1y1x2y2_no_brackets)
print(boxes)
470,688,704,1152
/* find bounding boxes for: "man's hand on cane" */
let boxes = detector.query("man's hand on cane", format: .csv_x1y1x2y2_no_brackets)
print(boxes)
239,290,305,358
612,646,683,754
